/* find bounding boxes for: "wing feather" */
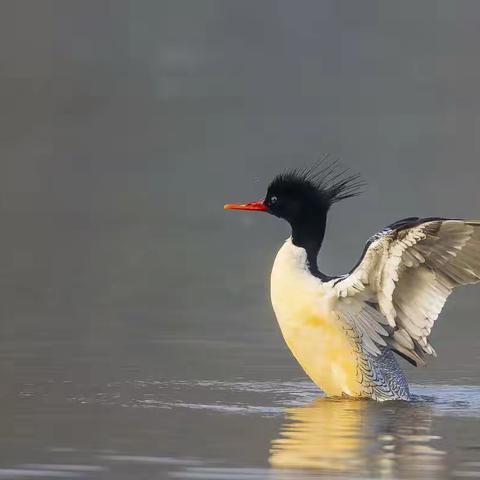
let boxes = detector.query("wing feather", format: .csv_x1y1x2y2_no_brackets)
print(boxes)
335,218,480,365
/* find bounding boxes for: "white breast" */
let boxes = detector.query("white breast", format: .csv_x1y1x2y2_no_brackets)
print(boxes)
270,238,334,326
270,238,361,397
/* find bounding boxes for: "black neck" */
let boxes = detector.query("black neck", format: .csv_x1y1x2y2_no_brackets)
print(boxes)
290,212,329,280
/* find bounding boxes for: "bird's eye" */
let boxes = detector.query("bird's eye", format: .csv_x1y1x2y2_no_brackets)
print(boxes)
270,195,278,205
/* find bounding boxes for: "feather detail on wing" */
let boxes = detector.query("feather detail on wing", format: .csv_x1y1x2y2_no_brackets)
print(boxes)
334,218,480,366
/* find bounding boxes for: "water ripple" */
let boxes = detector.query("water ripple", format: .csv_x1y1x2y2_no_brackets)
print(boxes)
69,379,480,418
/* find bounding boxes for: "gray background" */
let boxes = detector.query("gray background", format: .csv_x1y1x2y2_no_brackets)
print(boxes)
1,0,479,384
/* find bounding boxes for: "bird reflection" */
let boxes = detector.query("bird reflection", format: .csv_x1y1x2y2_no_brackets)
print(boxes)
269,397,445,478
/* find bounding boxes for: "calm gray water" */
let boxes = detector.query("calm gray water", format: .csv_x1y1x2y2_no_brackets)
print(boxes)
1,1,480,478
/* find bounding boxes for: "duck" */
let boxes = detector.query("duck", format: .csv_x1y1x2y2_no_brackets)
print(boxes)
224,163,480,400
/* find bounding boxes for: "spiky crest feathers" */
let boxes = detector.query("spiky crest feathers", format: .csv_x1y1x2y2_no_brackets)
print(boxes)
268,161,364,208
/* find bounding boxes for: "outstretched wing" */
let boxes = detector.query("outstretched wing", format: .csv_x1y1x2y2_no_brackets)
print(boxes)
334,218,480,365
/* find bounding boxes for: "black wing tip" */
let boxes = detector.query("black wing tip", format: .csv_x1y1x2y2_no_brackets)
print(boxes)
391,347,424,367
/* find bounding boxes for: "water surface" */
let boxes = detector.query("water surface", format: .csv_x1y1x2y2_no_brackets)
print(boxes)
2,376,480,479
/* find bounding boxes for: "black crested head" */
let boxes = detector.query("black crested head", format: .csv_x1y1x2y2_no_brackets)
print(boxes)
224,161,364,277
264,161,363,223
264,162,364,276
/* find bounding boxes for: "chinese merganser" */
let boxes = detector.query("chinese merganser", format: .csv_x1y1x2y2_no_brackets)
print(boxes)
224,164,480,401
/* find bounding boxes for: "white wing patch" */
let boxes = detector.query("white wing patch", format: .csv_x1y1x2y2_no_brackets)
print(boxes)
334,219,480,365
